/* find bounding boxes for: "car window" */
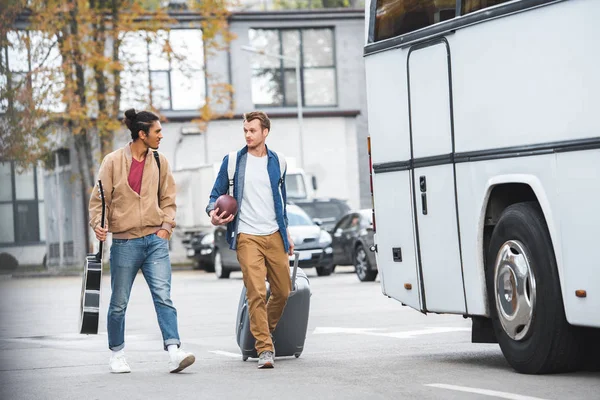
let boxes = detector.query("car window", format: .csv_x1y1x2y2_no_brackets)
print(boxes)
347,214,361,231
286,174,307,199
297,202,347,220
335,215,353,230
288,208,314,226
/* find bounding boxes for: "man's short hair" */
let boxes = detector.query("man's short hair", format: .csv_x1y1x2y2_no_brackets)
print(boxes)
243,111,271,132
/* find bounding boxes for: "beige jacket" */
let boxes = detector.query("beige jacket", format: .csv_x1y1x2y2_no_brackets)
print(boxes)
88,143,177,239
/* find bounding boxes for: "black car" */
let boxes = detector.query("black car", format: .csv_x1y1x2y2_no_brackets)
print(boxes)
331,209,378,282
211,204,335,279
290,198,351,233
184,229,216,272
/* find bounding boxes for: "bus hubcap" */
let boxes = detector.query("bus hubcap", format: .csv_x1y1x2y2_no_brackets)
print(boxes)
494,240,537,341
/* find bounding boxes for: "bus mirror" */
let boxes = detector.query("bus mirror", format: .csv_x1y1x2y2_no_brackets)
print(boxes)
312,176,318,190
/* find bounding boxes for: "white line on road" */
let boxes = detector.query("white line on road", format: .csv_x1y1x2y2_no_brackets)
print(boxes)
313,326,470,338
425,384,549,400
209,350,242,358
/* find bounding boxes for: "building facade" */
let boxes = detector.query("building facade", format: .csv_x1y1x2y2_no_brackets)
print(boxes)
1,7,369,269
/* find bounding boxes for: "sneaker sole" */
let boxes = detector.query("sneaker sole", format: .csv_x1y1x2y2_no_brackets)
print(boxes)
170,354,196,373
110,369,131,374
258,361,274,369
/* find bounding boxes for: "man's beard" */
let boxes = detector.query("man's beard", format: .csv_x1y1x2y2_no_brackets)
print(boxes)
144,138,159,150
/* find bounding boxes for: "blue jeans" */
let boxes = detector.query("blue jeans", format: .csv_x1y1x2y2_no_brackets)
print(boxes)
108,233,180,351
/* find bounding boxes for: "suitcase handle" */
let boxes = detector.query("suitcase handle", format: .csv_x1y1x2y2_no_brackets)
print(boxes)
291,251,299,291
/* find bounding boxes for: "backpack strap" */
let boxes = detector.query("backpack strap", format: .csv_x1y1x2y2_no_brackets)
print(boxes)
275,151,286,186
153,151,161,201
227,151,237,196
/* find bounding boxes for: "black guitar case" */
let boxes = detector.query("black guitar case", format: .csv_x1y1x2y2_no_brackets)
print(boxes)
79,180,105,334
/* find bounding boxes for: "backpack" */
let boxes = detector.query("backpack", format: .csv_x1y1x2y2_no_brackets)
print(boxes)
227,151,286,196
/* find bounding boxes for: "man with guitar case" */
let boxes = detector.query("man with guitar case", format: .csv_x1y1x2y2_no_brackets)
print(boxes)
88,109,194,374
236,252,311,361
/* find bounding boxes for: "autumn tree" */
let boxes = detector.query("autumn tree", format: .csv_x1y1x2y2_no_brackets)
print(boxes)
0,0,235,253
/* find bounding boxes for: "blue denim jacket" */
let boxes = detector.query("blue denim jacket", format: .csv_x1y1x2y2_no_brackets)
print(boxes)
205,146,289,251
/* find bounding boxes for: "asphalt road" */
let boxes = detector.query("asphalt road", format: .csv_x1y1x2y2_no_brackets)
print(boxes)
1,266,598,400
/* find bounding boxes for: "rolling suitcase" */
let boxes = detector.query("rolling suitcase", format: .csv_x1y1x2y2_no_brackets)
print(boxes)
236,252,311,361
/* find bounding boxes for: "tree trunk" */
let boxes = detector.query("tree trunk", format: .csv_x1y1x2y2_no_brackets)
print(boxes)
69,2,93,254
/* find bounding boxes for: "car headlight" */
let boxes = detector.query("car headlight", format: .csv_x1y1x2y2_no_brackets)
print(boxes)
319,230,332,247
200,233,214,245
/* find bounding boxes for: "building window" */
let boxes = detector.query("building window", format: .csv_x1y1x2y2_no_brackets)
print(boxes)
119,29,206,112
1,30,64,113
0,162,45,245
248,28,337,107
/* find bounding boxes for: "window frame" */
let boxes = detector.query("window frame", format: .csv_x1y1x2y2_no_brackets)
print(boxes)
1,30,65,114
249,27,338,109
2,30,33,114
119,28,207,112
0,161,45,246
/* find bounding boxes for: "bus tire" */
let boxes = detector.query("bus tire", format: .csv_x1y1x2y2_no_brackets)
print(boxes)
486,201,582,374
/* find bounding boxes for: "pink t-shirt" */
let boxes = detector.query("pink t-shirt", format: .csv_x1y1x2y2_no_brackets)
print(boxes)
128,157,146,195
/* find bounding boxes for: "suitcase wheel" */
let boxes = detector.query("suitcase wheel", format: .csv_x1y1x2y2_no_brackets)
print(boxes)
294,353,301,358
243,356,248,361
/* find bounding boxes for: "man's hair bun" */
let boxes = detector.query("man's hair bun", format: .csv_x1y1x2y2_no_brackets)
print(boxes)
124,108,137,120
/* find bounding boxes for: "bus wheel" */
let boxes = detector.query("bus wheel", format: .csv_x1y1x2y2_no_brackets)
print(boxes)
487,202,582,374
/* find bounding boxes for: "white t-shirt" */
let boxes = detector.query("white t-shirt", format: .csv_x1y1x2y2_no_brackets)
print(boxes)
237,153,279,235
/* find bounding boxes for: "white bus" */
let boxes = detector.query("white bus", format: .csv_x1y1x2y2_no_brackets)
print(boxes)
364,0,599,374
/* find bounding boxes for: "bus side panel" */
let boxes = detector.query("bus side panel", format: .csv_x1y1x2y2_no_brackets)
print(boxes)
366,48,420,309
372,170,421,310
556,151,600,328
450,0,600,153
454,163,487,316
364,51,412,164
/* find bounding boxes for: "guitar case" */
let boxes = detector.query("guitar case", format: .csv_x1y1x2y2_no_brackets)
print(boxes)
79,180,105,334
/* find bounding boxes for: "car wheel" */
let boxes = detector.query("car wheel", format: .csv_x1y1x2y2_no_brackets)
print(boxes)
214,250,230,279
315,264,334,276
487,202,583,374
203,259,215,273
355,244,377,282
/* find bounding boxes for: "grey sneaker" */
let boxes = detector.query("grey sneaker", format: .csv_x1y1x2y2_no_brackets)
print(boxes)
258,351,274,369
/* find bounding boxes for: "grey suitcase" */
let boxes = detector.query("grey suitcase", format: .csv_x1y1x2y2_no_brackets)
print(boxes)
236,252,311,361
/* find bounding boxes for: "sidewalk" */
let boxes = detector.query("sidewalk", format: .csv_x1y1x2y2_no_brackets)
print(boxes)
1,263,195,279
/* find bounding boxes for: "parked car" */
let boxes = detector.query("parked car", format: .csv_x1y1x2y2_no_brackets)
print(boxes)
184,229,216,272
289,197,351,233
331,209,378,282
212,204,335,279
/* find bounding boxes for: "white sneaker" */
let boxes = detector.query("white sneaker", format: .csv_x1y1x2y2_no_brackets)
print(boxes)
168,349,195,373
109,353,131,373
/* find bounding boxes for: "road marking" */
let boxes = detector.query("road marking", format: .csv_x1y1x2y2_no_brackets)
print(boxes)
209,350,241,358
313,326,470,338
425,384,549,400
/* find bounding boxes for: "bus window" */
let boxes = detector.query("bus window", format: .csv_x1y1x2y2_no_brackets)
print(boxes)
463,0,511,14
374,0,457,42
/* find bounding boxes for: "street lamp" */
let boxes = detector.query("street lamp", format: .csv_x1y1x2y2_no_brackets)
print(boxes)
241,45,304,169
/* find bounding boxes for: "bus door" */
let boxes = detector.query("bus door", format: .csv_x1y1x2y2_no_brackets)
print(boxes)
407,39,466,314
